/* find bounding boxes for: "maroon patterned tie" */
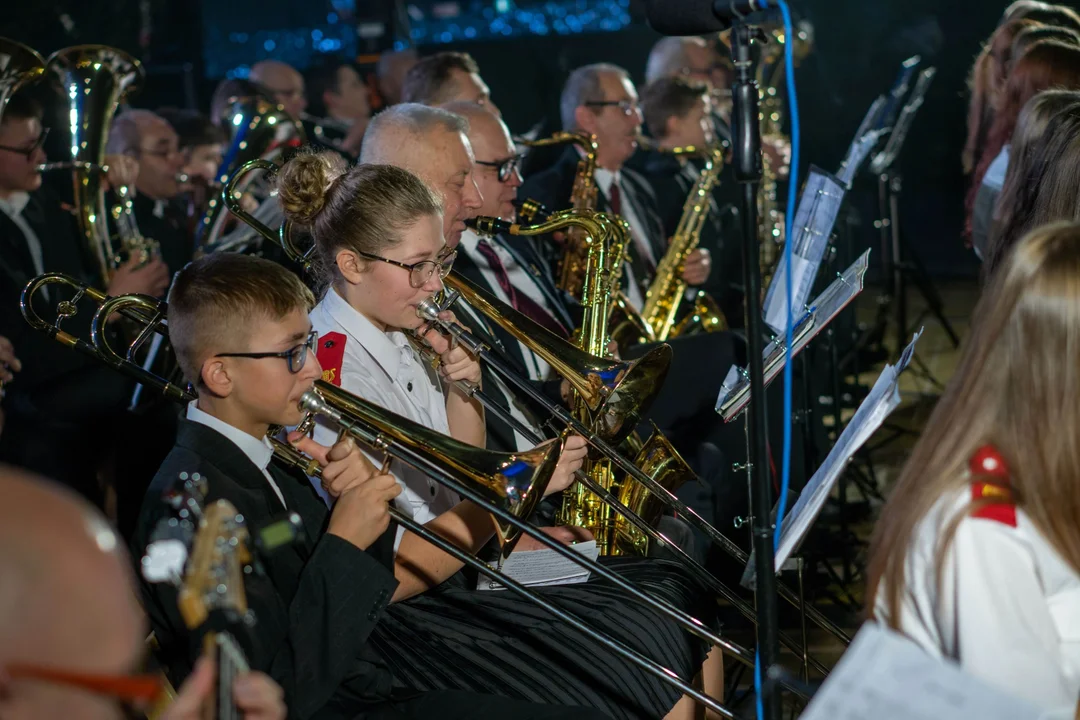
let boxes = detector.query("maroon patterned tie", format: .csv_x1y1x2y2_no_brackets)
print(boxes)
475,238,570,338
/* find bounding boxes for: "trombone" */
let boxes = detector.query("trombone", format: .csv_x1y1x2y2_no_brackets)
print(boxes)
19,273,762,716
217,159,849,671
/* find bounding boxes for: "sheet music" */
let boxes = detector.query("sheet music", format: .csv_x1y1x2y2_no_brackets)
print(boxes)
871,67,937,176
741,330,921,588
838,128,888,188
876,55,922,132
717,250,870,422
762,167,847,335
799,623,1044,720
477,540,600,591
852,95,886,146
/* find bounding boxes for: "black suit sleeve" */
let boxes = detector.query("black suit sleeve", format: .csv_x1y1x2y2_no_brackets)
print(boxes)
252,533,398,719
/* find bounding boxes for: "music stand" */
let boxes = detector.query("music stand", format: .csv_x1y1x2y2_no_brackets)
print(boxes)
741,330,921,588
869,67,960,386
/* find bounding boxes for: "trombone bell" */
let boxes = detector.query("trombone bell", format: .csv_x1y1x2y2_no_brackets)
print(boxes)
303,381,561,558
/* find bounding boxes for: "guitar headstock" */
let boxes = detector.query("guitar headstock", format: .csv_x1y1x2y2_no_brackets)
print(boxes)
141,472,254,633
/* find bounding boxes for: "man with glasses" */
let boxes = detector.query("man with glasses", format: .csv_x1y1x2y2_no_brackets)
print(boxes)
0,93,169,508
520,63,713,315
0,466,287,719
106,109,194,277
645,36,734,137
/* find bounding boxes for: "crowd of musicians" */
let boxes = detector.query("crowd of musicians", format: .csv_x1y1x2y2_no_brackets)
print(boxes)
2,0,1080,717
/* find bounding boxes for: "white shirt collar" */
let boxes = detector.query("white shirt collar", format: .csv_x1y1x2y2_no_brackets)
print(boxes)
593,167,621,196
458,228,482,258
186,401,275,473
321,286,410,381
0,191,31,218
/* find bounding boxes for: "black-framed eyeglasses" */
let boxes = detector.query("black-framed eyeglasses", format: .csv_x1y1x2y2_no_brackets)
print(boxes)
0,127,49,158
475,154,524,183
356,247,457,288
215,330,318,374
584,100,640,117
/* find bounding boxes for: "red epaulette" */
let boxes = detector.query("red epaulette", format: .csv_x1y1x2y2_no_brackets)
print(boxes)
316,332,346,387
969,445,1017,527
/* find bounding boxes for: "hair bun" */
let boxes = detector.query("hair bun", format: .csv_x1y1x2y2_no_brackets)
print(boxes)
277,150,349,227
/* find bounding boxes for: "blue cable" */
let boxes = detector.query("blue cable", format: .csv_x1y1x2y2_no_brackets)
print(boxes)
750,2,800,719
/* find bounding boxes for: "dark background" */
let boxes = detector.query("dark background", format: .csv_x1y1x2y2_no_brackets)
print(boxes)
7,0,1076,279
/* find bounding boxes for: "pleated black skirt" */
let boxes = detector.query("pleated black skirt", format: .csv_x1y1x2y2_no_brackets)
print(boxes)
370,557,715,720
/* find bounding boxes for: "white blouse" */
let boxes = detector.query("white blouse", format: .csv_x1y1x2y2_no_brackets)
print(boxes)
308,287,460,548
875,481,1080,714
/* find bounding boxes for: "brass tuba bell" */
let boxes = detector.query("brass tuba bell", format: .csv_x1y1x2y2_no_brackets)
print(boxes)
0,38,45,124
195,96,306,255
46,45,143,283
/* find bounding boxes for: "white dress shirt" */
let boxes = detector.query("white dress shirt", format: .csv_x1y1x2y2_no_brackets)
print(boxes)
0,192,47,288
185,401,287,508
308,287,460,548
594,169,654,311
874,485,1080,713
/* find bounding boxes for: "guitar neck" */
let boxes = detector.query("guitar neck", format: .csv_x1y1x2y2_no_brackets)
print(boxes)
203,631,249,720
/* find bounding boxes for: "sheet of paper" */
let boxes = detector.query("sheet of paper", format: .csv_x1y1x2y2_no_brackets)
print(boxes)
799,623,1044,720
838,128,888,188
763,167,848,335
477,540,600,591
717,250,870,422
741,330,921,588
871,67,937,175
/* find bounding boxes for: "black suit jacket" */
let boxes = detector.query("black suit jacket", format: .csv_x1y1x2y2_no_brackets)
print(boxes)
132,193,194,279
0,187,131,425
518,146,668,287
133,418,401,720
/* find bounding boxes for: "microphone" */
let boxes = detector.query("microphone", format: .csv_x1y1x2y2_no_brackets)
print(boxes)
644,0,768,35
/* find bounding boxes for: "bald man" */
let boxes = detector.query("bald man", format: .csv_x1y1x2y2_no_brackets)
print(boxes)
250,60,307,120
106,109,192,277
0,467,285,719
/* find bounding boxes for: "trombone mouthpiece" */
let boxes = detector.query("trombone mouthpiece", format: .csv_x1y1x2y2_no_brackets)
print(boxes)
415,298,442,322
300,390,339,423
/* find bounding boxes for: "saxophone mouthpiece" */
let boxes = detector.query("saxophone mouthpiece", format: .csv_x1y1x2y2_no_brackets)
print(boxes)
466,215,513,237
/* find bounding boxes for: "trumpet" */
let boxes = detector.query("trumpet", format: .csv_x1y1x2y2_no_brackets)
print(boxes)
18,272,764,715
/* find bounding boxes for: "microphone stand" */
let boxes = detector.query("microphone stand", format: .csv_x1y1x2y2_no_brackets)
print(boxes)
729,21,783,720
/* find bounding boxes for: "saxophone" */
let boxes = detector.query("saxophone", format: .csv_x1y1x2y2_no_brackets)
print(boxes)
515,131,598,297
613,142,728,346
756,24,813,289
469,209,693,555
